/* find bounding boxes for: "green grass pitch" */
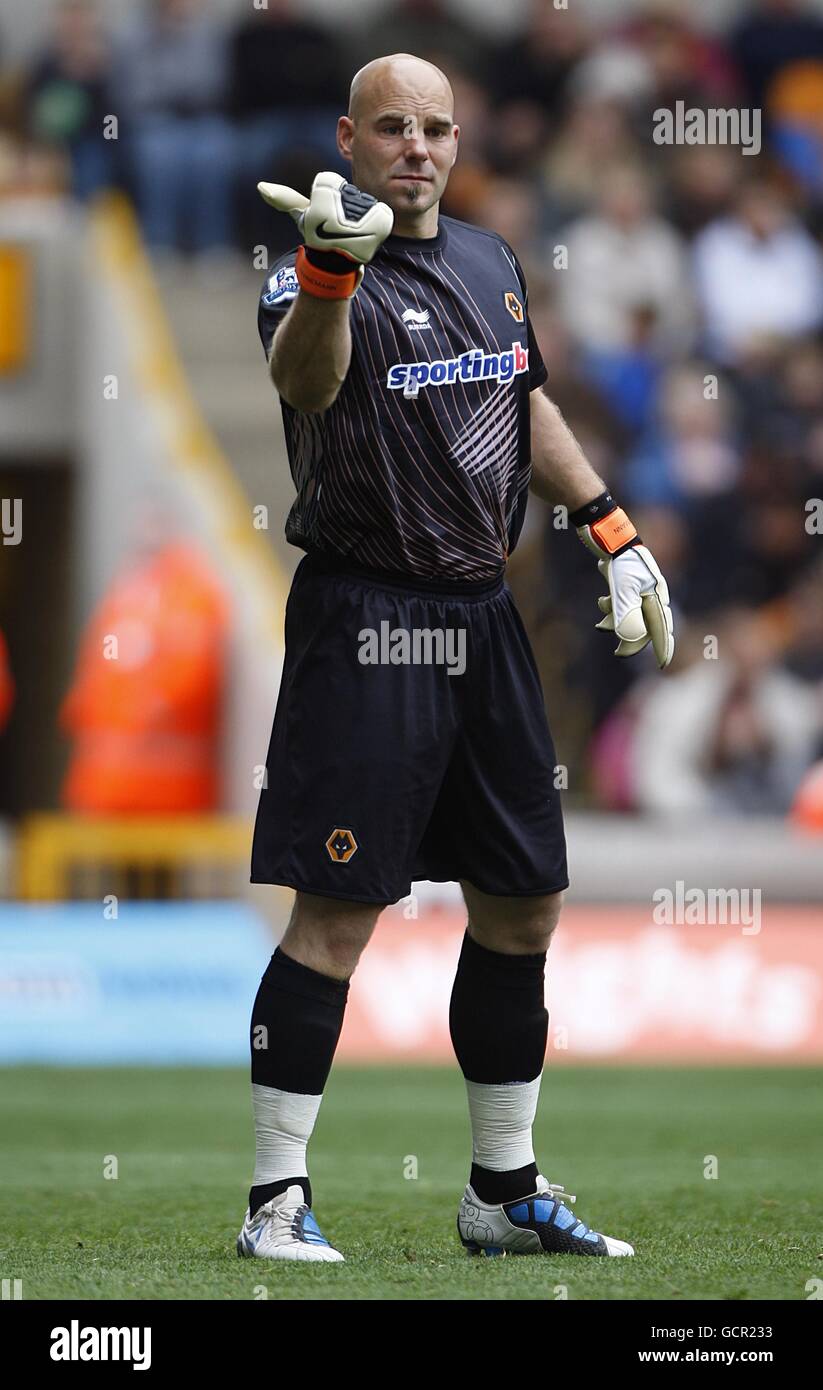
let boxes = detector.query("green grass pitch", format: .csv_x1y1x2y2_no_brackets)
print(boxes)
0,1065,819,1301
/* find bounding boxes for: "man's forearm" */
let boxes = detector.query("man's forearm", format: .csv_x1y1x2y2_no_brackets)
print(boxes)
270,291,352,413
528,387,606,509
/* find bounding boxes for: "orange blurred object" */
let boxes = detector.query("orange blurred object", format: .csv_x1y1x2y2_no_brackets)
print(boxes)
790,759,823,832
768,60,823,125
60,543,230,813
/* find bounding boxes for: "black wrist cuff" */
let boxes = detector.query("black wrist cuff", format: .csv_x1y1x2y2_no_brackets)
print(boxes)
304,245,358,277
569,490,617,528
570,490,641,556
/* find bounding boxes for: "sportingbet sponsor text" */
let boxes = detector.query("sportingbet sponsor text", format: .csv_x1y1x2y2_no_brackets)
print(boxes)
388,341,529,395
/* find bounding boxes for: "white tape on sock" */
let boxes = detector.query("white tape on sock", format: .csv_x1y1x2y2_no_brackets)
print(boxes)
251,1083,323,1185
465,1077,542,1171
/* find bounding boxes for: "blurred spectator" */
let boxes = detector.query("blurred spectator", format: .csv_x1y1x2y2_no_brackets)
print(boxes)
625,363,740,509
777,338,823,463
229,0,346,177
23,0,113,199
625,366,747,612
730,0,823,112
542,96,641,230
472,176,542,259
664,146,743,239
631,608,820,816
112,0,233,255
692,178,823,364
770,557,823,684
229,0,347,252
731,336,823,468
733,438,817,608
489,0,591,177
563,39,654,127
558,164,694,353
620,3,740,115
556,163,694,431
350,0,488,85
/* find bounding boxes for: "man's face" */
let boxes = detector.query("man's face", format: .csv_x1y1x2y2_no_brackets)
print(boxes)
339,74,459,221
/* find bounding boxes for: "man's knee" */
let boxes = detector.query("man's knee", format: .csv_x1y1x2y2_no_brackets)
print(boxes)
462,884,565,955
283,892,385,978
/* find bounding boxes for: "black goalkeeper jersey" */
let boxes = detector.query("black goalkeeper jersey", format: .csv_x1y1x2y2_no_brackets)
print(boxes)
258,215,547,583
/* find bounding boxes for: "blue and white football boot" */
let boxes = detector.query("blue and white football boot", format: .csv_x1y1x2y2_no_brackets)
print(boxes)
457,1175,634,1257
236,1185,344,1263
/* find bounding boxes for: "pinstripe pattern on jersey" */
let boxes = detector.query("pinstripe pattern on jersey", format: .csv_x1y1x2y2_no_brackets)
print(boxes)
259,216,547,581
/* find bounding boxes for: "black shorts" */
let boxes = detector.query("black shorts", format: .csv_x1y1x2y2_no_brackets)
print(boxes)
250,553,568,904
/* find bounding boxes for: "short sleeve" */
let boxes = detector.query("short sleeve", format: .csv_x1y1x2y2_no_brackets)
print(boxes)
504,239,547,392
526,315,548,391
258,249,300,359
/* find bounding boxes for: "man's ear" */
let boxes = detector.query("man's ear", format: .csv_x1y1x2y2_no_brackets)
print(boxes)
451,124,460,168
337,115,354,162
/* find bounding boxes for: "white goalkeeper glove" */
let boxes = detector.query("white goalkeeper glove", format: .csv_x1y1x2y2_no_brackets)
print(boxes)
258,171,394,300
573,493,675,669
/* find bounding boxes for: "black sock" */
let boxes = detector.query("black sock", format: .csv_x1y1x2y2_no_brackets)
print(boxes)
250,945,349,1092
470,1161,539,1206
449,930,548,1083
249,1176,312,1218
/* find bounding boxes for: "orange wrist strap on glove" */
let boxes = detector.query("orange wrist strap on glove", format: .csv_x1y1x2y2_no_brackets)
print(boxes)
571,491,675,669
294,244,363,300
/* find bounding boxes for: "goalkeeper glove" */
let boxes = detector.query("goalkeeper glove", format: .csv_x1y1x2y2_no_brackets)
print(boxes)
257,171,394,301
571,492,675,669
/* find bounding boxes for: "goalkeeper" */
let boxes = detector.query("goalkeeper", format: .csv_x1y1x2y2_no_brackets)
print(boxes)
239,53,674,1264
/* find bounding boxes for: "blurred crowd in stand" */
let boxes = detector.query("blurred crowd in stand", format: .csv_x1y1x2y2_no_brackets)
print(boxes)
2,0,823,816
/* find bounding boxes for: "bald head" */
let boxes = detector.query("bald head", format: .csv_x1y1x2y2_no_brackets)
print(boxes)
348,53,453,123
338,52,459,237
